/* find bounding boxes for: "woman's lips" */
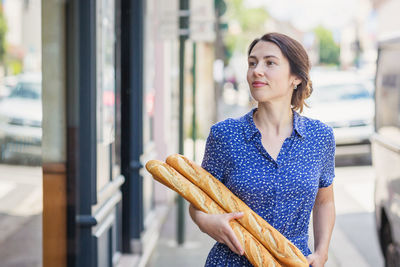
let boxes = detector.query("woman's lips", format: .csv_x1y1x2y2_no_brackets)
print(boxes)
252,81,267,88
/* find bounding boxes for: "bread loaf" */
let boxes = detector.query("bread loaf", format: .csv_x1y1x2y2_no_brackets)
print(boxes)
166,154,309,267
145,160,281,267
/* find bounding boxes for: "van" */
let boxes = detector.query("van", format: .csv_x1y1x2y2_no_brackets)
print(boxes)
372,35,400,267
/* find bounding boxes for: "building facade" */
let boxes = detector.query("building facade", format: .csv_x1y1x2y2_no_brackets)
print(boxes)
42,0,217,266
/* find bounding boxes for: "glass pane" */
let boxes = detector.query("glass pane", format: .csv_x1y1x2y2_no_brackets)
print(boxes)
96,0,116,192
0,1,42,266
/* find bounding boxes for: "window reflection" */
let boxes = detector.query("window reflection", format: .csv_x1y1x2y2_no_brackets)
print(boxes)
0,1,42,266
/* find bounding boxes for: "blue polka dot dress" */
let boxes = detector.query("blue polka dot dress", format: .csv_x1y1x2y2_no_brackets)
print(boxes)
201,107,335,266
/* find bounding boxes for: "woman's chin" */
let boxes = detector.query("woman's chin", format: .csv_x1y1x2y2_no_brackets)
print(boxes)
250,93,270,103
250,91,290,104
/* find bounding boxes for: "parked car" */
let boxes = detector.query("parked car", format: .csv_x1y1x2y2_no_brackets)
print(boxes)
303,69,374,159
0,73,42,163
372,35,400,267
0,75,19,100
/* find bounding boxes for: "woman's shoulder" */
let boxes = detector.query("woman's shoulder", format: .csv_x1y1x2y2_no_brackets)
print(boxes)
210,117,243,134
209,113,247,138
300,114,334,139
299,115,335,153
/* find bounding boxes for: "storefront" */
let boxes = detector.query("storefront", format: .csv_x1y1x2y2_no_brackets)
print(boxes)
42,0,217,266
42,0,173,266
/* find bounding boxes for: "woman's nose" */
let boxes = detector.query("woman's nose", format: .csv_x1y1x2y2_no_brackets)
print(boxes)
253,65,264,77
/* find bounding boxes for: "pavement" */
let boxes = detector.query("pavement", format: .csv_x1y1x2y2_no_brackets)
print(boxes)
0,164,42,267
330,166,384,267
146,200,214,267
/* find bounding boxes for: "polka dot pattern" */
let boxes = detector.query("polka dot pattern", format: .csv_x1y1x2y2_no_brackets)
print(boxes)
201,107,335,266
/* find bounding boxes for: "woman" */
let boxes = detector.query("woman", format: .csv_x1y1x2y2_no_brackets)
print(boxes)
189,32,336,267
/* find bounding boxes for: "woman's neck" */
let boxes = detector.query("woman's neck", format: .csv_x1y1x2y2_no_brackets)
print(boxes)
253,103,293,137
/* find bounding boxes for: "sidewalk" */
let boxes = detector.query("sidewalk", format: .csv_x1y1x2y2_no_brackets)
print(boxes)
144,198,338,267
0,164,42,267
146,200,215,267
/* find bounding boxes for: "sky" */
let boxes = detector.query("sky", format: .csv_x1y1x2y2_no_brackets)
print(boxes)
245,0,365,31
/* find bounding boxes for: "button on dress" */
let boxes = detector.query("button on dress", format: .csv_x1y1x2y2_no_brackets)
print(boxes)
201,108,335,266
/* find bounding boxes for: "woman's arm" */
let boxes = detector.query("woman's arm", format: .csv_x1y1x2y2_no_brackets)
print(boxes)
195,126,245,254
307,184,336,267
189,203,244,255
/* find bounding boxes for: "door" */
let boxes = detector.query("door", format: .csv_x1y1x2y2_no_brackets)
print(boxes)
66,0,124,266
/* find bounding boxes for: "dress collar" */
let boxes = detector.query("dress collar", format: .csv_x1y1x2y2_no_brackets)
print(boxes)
243,107,306,142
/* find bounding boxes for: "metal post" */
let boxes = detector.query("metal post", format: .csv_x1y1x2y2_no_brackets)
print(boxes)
214,0,226,123
192,42,197,162
119,0,145,253
177,0,189,245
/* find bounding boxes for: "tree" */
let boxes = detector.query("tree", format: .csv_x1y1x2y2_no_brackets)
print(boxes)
314,26,340,65
224,0,269,62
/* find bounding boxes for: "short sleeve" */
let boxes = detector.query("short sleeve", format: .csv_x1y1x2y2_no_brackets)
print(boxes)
319,127,336,188
201,126,228,183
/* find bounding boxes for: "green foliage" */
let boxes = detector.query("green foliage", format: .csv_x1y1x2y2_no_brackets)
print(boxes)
0,4,7,63
314,26,340,65
8,59,22,75
224,0,269,62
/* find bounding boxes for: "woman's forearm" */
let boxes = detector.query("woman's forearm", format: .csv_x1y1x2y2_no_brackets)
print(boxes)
189,203,207,232
313,201,335,260
312,186,336,261
188,203,245,255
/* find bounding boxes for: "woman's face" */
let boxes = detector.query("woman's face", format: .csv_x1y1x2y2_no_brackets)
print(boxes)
247,41,299,104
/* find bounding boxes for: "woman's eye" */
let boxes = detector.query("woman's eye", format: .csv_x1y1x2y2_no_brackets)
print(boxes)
266,61,276,66
248,62,257,67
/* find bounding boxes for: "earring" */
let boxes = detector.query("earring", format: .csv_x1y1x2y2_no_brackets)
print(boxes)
294,84,298,90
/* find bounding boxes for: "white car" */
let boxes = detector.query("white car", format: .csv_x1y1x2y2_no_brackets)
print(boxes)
303,70,374,158
0,73,42,163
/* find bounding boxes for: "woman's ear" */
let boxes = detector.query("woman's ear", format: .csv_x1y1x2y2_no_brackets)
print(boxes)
293,77,302,87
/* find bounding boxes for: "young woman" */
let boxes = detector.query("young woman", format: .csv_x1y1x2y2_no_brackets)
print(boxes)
189,33,336,267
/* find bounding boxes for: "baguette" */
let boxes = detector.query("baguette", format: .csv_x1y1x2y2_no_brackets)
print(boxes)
166,154,309,267
145,160,281,267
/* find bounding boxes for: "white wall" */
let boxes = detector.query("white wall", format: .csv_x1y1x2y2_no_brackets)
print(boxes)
4,0,41,72
377,0,400,39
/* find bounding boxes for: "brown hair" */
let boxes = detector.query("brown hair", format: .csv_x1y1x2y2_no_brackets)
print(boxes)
248,32,312,113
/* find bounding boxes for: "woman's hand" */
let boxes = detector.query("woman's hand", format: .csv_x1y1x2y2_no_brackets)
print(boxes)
189,204,244,255
306,251,328,267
